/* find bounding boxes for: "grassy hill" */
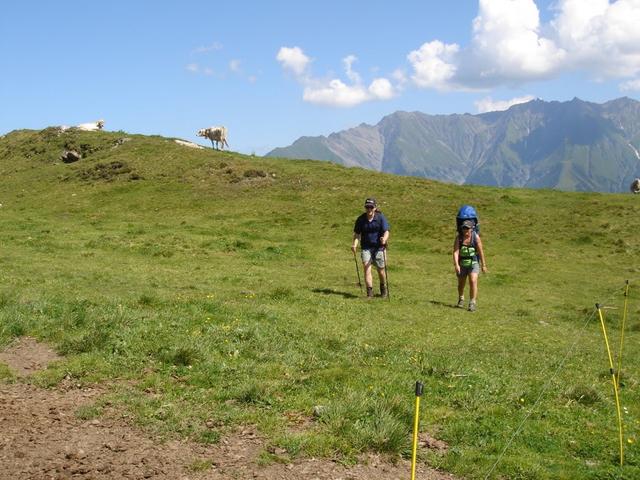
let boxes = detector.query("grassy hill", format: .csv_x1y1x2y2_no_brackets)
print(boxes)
0,128,639,479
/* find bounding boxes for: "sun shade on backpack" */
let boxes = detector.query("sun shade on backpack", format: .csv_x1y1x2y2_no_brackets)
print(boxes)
456,205,480,234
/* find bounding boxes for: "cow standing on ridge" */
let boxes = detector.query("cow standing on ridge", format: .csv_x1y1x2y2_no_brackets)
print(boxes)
197,126,229,150
76,120,105,131
59,120,105,132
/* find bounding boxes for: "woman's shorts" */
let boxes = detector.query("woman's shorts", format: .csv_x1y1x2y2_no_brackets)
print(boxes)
361,249,385,268
457,262,480,277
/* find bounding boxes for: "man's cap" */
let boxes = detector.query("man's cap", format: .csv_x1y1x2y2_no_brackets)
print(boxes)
461,220,474,229
364,198,377,207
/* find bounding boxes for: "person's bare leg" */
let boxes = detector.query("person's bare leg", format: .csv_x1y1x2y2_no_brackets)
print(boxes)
377,267,387,297
457,275,466,298
364,263,373,288
468,273,479,311
469,273,479,302
364,262,374,297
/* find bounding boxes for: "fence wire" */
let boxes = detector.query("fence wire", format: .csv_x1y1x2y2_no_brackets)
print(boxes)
483,283,628,479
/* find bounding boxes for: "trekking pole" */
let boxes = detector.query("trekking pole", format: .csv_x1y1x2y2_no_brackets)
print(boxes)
410,381,424,480
353,250,363,293
617,281,629,390
596,303,624,466
382,246,390,301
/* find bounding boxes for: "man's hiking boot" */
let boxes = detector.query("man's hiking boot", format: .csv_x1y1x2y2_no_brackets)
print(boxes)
456,297,465,308
468,301,477,312
380,283,388,298
366,287,374,299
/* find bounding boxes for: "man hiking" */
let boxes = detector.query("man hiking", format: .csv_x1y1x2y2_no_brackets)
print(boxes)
452,219,487,311
351,198,390,298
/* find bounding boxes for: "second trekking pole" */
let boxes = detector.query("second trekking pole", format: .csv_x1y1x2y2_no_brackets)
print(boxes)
353,250,363,293
382,246,390,301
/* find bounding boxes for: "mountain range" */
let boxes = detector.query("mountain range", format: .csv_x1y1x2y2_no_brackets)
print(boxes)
266,97,640,192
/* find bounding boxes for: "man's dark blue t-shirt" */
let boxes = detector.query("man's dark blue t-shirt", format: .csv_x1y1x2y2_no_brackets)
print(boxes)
354,212,390,250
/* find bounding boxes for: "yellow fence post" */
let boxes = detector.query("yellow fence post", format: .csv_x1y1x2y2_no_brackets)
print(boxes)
411,381,424,480
596,303,624,466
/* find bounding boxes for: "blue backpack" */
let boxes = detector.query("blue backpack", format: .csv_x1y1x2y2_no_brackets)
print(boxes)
456,205,480,234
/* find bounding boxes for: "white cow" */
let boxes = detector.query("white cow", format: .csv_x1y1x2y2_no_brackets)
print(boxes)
197,126,229,150
631,178,640,194
76,119,105,131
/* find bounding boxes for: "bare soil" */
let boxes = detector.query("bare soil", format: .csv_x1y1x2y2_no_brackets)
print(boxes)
0,337,459,479
0,336,62,376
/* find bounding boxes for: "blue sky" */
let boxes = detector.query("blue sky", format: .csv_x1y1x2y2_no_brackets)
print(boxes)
2,1,640,154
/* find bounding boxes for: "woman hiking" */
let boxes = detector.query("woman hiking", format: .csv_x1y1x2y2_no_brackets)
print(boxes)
453,219,487,311
351,198,390,298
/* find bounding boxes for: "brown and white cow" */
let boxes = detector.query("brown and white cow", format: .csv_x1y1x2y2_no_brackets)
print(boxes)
196,126,229,150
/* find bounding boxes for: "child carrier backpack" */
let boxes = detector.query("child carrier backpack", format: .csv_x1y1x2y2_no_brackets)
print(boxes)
456,205,480,234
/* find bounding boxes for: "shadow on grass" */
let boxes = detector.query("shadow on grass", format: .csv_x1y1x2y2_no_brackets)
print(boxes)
428,299,459,309
311,288,360,299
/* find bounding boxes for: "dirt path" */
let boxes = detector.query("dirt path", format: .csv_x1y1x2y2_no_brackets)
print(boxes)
0,338,458,479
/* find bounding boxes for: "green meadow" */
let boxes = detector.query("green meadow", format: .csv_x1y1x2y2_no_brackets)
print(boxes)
0,128,638,479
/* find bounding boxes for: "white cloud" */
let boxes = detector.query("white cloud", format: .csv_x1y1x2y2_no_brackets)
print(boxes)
303,80,370,107
468,0,566,81
277,1,640,105
187,63,217,77
302,78,396,107
229,59,241,73
278,48,396,107
552,0,640,78
407,0,640,90
391,69,409,89
343,55,362,84
276,46,310,76
408,40,460,90
474,94,536,113
193,42,223,54
620,79,640,91
369,78,395,100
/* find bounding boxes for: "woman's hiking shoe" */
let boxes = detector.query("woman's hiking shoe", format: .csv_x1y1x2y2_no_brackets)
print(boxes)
366,287,374,298
468,301,477,312
456,298,465,308
380,283,388,298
